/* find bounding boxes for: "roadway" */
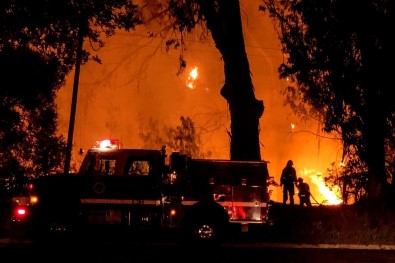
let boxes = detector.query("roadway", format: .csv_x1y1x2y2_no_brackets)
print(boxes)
2,237,395,263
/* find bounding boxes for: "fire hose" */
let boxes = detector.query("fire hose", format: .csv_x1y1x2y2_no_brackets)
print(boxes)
275,183,321,205
309,192,320,205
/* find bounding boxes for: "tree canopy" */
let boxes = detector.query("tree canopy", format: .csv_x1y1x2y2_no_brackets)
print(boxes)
0,0,141,194
139,116,212,159
261,0,395,203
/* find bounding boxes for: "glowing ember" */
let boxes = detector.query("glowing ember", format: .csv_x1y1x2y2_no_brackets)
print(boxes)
300,169,342,205
186,67,198,89
291,123,295,131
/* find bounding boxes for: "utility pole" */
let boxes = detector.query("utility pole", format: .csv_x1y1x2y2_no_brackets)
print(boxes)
64,24,84,175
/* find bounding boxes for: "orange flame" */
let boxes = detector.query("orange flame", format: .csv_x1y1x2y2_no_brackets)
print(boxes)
186,67,198,89
300,169,342,205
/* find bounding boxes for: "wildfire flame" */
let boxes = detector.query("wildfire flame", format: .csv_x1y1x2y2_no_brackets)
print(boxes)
186,67,198,89
300,169,342,205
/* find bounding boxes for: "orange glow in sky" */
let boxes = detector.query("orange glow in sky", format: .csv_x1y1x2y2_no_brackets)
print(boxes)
56,0,343,204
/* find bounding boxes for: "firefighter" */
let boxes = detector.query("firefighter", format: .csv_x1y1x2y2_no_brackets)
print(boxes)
296,177,312,207
280,160,297,205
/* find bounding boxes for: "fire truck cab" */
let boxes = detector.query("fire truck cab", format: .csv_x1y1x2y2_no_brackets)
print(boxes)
27,139,273,243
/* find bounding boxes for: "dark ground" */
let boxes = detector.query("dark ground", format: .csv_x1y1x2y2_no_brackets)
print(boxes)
2,200,395,246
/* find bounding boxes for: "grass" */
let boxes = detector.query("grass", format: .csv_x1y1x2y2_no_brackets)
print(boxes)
265,201,395,245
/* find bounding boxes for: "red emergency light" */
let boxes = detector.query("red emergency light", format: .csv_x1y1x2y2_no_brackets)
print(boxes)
94,139,121,150
13,205,28,220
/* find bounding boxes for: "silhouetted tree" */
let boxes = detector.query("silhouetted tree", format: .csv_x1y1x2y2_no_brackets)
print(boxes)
148,0,264,161
0,46,66,193
165,116,211,158
138,115,211,158
261,0,395,202
0,0,141,193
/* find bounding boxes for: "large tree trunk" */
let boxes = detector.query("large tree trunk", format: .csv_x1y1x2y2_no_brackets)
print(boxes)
201,0,264,161
365,89,387,201
360,27,387,202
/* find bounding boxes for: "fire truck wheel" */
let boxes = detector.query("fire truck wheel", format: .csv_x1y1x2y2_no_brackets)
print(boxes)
181,200,230,245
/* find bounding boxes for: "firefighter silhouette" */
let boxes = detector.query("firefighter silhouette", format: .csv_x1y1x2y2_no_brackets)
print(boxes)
280,160,297,205
296,177,312,207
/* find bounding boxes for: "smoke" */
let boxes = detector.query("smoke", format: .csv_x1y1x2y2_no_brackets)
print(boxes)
56,0,342,202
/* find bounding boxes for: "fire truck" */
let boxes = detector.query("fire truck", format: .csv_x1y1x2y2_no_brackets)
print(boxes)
21,139,273,243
